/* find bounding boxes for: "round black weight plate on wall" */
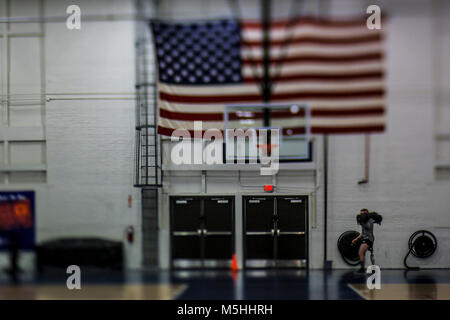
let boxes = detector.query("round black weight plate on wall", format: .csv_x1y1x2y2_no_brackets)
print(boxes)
409,230,437,259
337,230,361,266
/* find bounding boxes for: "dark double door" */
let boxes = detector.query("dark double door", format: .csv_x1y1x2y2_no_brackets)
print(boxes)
170,196,234,268
244,196,308,268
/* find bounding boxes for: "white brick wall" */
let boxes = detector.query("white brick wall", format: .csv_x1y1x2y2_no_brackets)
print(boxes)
159,0,450,269
1,0,449,272
0,0,142,270
44,0,142,269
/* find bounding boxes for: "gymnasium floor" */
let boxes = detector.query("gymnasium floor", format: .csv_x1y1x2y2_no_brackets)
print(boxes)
1,269,450,300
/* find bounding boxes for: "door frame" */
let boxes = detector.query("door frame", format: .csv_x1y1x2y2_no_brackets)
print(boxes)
242,195,309,269
169,195,235,269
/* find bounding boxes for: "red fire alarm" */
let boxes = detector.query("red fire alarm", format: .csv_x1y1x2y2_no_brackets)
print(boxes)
128,195,132,208
264,185,274,192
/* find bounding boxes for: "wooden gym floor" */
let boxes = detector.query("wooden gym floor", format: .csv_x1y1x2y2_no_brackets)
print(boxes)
0,269,449,300
349,283,450,300
0,283,187,300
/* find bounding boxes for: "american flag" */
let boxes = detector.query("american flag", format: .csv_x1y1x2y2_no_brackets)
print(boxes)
151,17,385,136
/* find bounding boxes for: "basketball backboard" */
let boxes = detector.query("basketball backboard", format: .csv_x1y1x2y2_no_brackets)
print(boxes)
224,104,311,163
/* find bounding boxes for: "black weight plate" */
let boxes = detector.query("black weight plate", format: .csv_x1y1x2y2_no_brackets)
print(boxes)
337,231,361,265
413,235,435,258
409,230,437,259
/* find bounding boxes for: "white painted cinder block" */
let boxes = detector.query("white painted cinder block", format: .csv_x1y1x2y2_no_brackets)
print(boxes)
0,0,142,271
44,0,141,269
1,0,449,273
159,0,450,270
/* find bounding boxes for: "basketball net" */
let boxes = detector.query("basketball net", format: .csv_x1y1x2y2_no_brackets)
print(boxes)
256,143,279,157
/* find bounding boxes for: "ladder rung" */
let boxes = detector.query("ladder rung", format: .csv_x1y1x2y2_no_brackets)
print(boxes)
135,82,156,88
134,184,163,188
137,125,157,129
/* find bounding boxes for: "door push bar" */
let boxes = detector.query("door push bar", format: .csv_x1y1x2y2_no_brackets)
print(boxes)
173,230,232,236
246,230,305,237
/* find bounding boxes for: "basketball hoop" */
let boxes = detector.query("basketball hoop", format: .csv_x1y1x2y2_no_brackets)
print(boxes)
257,143,279,156
224,104,311,162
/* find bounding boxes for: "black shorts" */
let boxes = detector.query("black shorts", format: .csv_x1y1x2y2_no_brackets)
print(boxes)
361,238,373,249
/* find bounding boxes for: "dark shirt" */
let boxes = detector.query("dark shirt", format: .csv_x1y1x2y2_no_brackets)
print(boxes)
361,218,375,242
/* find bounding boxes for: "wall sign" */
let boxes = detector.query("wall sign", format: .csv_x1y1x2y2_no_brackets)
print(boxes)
0,191,35,251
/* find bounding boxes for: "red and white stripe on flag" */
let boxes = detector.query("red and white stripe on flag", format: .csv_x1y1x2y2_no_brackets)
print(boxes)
154,17,386,136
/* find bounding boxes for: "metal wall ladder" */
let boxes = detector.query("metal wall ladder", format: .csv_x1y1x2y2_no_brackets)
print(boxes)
134,0,161,268
134,3,161,188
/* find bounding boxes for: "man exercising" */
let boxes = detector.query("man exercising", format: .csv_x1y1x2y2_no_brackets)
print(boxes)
352,208,379,272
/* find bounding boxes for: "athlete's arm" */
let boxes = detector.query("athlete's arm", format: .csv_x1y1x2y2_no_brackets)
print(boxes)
352,233,362,244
